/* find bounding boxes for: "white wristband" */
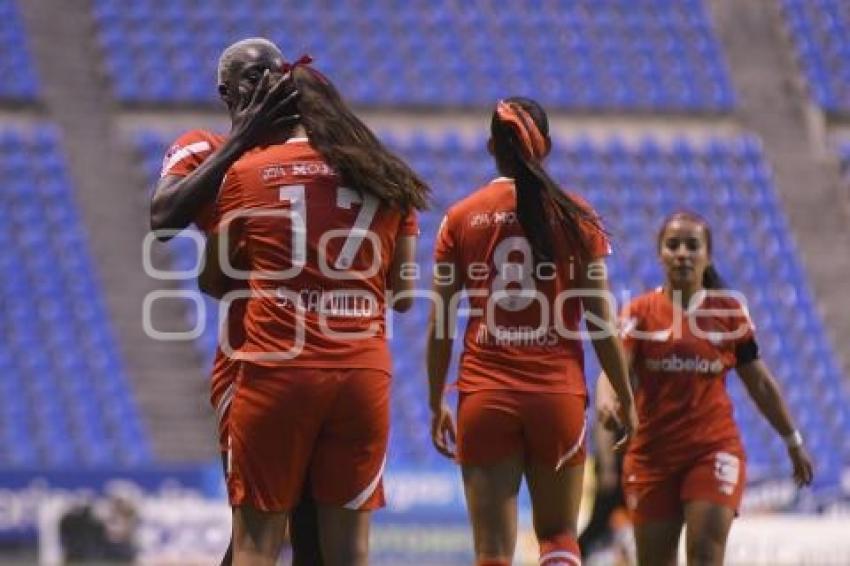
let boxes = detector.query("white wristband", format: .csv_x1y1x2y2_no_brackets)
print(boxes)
783,430,803,449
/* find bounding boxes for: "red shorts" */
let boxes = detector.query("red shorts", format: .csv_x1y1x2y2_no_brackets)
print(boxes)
622,448,746,524
210,304,247,452
227,363,390,512
209,350,237,453
456,390,587,469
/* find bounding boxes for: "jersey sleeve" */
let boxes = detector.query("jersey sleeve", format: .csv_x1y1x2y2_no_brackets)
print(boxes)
729,297,756,345
569,192,612,260
582,220,612,260
159,129,218,179
618,298,644,357
212,167,245,242
159,130,223,233
433,210,458,264
397,209,420,237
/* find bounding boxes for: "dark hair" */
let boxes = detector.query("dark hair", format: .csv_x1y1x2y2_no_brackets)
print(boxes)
290,66,429,212
656,211,726,289
490,96,603,264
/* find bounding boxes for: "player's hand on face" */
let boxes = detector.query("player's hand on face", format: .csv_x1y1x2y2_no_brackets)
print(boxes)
230,69,301,151
612,400,638,453
788,445,814,487
430,403,457,460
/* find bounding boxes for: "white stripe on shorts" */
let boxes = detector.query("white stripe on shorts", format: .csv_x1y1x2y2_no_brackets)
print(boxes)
343,455,386,510
539,550,581,565
555,416,587,471
215,383,234,429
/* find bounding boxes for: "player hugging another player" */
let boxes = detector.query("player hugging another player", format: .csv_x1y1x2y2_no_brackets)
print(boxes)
199,57,428,565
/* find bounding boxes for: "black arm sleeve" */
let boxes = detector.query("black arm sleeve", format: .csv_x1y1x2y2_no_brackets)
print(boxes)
735,338,760,366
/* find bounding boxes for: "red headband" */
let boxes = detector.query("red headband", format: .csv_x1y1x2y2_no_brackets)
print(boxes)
495,100,547,161
281,53,329,84
281,54,313,74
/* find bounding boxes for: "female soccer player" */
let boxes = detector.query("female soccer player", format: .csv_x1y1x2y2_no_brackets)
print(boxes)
150,38,321,566
596,211,814,566
202,58,428,566
427,97,637,566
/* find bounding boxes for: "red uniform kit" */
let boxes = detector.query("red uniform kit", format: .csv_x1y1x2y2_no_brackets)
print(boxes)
620,288,755,523
215,138,417,512
434,178,610,469
160,129,244,453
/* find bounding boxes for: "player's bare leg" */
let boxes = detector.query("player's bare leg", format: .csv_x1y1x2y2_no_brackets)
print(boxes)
231,505,287,566
683,501,734,566
219,452,234,566
461,456,524,565
525,461,584,565
316,505,370,566
634,520,682,566
290,487,323,565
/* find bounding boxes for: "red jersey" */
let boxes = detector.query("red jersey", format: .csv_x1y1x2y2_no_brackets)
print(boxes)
160,129,244,419
622,288,755,469
433,177,610,394
215,138,418,372
160,129,226,232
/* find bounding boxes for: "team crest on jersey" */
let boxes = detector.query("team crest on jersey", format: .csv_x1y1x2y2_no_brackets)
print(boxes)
160,140,211,177
160,144,180,177
714,451,740,494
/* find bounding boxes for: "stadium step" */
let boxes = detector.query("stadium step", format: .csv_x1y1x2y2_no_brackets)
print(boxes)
710,0,850,376
18,0,217,462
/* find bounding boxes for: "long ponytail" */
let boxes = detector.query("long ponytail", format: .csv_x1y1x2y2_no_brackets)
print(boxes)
702,264,726,290
491,98,603,264
288,61,429,212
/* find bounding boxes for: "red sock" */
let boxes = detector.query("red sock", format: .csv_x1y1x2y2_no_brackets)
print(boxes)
539,533,581,565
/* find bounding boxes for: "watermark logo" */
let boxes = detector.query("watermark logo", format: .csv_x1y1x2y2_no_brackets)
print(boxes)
143,206,753,361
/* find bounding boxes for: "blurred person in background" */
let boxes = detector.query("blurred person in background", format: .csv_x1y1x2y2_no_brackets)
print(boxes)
426,96,637,566
59,487,139,563
148,38,321,566
579,419,634,565
596,211,814,566
201,57,428,566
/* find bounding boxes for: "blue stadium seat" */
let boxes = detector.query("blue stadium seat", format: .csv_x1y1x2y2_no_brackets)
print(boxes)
0,1,39,100
91,0,734,111
0,126,152,468
781,0,850,112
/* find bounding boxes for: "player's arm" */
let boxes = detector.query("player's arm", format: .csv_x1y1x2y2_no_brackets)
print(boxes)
592,418,621,493
736,359,814,486
594,347,634,431
426,260,462,459
198,229,242,300
580,258,637,448
387,235,417,312
151,143,252,241
197,165,245,299
150,73,300,239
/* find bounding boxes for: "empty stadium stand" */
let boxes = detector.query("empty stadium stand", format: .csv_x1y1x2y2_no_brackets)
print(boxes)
0,126,151,467
92,0,735,111
135,130,850,485
781,0,850,113
0,0,38,100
